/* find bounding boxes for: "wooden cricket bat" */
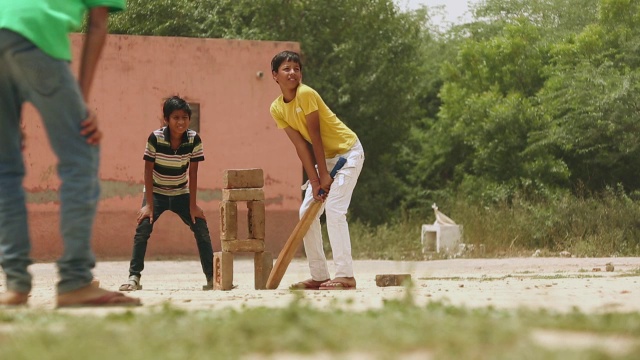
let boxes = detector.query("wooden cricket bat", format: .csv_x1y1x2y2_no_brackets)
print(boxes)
266,157,347,289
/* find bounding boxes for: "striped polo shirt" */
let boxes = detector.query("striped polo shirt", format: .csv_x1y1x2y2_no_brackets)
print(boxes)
143,127,205,196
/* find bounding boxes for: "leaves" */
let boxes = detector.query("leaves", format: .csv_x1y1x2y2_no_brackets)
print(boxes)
109,0,640,222
109,0,429,224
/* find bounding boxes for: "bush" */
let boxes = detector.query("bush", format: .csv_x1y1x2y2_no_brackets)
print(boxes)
345,188,640,260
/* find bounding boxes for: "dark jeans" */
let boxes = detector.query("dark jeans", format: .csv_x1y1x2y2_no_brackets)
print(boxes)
128,192,213,280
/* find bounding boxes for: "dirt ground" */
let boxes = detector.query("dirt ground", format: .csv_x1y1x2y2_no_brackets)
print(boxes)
2,256,639,314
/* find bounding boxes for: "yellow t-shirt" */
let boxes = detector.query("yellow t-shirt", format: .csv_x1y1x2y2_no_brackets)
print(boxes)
270,84,357,158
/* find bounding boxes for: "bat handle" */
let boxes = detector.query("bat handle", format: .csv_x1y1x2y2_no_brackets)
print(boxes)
318,157,347,196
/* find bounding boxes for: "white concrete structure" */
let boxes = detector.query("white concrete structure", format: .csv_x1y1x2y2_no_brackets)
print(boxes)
421,223,463,254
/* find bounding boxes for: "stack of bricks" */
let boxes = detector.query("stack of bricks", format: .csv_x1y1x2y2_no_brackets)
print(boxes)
214,168,273,290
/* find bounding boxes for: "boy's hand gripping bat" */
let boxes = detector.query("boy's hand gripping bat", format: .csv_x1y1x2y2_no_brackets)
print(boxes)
266,157,347,289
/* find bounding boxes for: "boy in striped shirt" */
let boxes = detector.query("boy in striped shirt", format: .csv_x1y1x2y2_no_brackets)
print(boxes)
120,96,214,291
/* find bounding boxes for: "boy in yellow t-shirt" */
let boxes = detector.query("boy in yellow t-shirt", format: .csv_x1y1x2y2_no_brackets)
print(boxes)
270,51,365,290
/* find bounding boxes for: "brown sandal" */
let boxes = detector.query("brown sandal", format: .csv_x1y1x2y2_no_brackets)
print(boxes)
289,278,330,290
319,277,357,290
0,291,29,307
57,291,141,308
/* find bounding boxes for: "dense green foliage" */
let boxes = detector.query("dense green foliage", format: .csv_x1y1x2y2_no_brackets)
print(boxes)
108,0,640,253
110,0,427,224
406,0,640,211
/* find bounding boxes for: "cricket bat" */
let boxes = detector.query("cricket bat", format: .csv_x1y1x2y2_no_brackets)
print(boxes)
266,157,347,289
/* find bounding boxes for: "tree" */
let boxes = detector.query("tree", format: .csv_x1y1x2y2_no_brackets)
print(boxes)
109,0,430,224
402,0,609,208
538,0,640,191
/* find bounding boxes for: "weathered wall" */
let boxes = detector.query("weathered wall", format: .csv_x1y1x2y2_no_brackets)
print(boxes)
22,34,302,261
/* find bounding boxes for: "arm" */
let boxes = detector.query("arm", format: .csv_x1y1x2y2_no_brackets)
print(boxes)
137,161,155,224
283,126,325,201
306,110,332,196
79,7,108,100
78,7,109,145
189,161,206,223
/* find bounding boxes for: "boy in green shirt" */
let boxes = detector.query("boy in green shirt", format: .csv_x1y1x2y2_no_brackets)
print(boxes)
0,0,140,307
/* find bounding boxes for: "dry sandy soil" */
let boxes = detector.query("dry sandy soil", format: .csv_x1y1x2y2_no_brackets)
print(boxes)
3,256,639,315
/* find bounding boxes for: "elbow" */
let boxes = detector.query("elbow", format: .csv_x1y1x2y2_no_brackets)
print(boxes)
87,20,108,34
87,9,109,33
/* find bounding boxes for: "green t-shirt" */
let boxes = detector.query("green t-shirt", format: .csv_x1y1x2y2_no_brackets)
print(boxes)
0,0,125,61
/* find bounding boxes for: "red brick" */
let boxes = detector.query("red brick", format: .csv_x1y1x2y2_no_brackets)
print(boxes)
223,169,264,189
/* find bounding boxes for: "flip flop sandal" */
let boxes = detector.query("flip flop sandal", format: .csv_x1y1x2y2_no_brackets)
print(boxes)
319,280,357,290
0,292,29,307
57,291,142,308
119,276,142,291
289,278,330,290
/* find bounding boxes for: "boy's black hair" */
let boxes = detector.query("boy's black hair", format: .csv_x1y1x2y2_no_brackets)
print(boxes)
271,50,302,73
163,96,192,119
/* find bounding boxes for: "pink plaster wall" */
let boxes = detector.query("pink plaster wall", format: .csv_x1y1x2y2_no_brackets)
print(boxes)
22,34,303,261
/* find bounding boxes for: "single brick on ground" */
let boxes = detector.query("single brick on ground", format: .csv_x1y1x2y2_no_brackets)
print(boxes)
375,274,412,287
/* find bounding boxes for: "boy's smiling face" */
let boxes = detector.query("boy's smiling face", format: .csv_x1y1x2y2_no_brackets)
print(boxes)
273,60,302,91
165,109,190,136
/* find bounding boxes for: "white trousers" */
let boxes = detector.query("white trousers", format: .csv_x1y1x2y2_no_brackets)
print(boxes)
300,140,365,280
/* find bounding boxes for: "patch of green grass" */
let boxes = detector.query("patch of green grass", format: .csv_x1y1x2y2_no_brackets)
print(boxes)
328,218,428,261
614,268,640,278
446,191,640,258
420,271,640,281
1,297,639,360
344,190,640,261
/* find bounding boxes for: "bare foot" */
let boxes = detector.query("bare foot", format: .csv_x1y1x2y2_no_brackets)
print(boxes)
0,291,29,306
90,277,100,288
56,285,141,308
